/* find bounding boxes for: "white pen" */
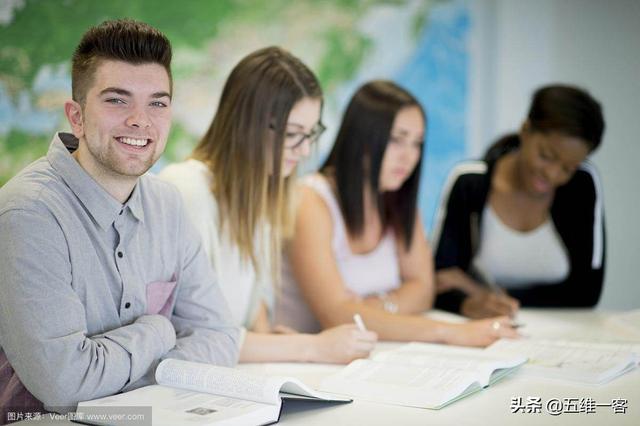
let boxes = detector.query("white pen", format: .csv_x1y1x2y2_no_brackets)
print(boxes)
353,313,368,332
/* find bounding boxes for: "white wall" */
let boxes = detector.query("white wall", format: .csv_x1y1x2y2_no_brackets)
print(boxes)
470,0,640,309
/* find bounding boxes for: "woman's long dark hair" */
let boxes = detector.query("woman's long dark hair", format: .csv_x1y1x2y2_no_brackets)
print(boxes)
321,80,426,249
485,84,605,163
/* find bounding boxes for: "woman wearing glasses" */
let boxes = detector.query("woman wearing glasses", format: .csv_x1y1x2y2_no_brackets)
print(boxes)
160,47,376,363
276,81,518,347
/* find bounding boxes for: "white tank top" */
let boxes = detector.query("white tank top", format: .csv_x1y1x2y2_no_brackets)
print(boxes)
276,174,401,332
472,205,570,289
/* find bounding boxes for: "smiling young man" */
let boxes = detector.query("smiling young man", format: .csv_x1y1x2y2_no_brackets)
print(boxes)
0,20,239,421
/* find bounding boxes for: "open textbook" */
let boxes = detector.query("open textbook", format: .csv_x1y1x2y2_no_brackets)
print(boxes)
487,339,640,384
77,359,351,426
319,342,527,409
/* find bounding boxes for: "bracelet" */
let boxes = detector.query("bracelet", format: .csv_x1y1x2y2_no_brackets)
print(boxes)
377,292,399,314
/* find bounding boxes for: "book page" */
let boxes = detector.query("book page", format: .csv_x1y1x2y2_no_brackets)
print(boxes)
320,358,478,408
155,359,351,405
78,385,279,426
279,379,352,402
319,343,525,409
487,339,640,384
156,359,285,405
378,342,526,378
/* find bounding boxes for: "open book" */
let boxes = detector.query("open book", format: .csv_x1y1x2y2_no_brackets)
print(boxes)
77,359,351,426
487,338,640,384
319,342,527,409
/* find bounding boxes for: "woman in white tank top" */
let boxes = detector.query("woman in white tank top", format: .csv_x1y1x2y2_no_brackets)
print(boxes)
278,81,518,347
161,47,376,364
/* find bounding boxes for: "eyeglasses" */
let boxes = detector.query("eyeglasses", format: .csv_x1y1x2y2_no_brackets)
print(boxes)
282,122,326,150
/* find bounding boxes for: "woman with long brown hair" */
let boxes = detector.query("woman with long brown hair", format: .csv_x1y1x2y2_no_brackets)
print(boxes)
160,47,376,363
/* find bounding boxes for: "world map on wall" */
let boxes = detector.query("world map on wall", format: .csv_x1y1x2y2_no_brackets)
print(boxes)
0,0,469,233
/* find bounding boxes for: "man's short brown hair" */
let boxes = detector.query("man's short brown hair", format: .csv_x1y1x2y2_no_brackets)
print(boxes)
71,19,172,105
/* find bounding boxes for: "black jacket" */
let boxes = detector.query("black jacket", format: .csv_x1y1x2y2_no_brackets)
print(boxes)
433,138,606,312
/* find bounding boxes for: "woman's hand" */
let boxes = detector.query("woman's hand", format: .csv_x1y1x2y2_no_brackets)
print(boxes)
461,290,520,319
271,324,298,334
445,316,519,347
311,324,378,364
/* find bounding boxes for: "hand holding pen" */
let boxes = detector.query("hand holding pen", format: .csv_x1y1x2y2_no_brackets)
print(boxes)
461,265,521,320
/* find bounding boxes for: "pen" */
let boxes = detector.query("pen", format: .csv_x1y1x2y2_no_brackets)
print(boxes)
474,264,521,320
353,314,367,332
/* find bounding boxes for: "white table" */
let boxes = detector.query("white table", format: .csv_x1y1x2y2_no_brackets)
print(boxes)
240,309,640,426
14,309,640,425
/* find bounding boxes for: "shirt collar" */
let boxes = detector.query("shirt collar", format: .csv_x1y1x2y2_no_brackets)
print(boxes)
125,179,145,223
47,132,126,231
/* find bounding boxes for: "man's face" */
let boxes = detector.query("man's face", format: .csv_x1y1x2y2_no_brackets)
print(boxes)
69,60,172,179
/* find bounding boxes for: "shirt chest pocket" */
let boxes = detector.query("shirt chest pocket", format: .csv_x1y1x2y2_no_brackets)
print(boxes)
145,278,177,318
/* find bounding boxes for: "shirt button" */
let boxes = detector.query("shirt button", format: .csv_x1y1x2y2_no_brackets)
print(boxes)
124,302,131,309
117,251,123,258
